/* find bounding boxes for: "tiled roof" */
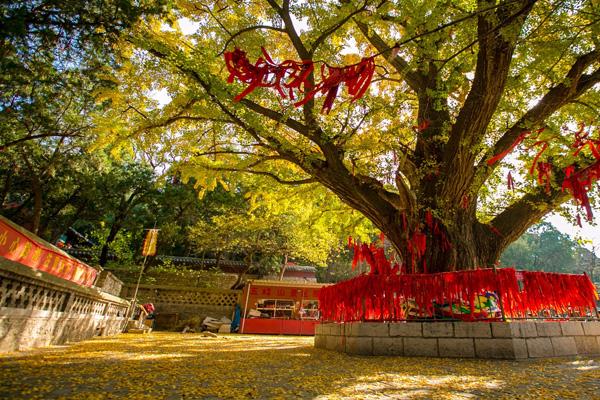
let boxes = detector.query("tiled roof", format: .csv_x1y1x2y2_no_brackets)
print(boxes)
156,255,246,267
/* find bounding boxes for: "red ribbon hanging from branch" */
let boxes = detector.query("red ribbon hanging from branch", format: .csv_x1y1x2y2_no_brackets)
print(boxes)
507,171,515,191
560,125,600,222
487,128,545,166
224,47,313,102
535,161,553,194
561,161,600,221
224,47,376,113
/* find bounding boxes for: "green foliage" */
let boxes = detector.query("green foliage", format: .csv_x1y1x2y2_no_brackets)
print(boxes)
316,246,362,283
187,179,376,274
86,0,600,271
88,226,136,265
500,222,586,273
0,0,168,152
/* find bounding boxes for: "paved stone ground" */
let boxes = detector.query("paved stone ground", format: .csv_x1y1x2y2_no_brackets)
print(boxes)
0,332,599,399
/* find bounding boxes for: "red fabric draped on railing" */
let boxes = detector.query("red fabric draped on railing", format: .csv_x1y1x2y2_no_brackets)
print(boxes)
319,268,598,322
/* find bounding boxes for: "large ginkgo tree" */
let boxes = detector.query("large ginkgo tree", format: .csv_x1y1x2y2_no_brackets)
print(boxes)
98,0,600,272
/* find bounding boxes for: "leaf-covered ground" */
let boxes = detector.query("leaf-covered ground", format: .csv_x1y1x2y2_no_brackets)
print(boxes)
0,332,599,399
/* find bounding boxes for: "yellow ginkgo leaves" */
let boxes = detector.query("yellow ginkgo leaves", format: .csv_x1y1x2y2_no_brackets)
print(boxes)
1,333,599,399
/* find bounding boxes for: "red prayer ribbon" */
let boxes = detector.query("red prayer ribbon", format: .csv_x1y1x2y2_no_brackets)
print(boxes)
507,171,515,191
224,47,376,113
319,268,598,322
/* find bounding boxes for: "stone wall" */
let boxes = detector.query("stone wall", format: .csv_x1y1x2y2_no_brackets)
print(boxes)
108,268,242,290
315,321,600,359
1,258,129,352
120,284,241,329
94,270,123,297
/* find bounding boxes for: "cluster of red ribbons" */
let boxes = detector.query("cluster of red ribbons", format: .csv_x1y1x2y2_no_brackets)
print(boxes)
319,268,598,322
224,47,375,113
560,125,600,221
488,124,600,222
562,162,600,222
350,213,452,275
349,239,400,275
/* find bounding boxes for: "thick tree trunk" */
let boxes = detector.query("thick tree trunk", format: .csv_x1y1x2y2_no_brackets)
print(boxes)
99,222,121,267
231,253,253,290
372,209,503,273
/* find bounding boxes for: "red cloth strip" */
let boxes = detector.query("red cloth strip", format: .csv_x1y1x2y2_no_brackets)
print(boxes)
319,268,598,322
224,48,375,113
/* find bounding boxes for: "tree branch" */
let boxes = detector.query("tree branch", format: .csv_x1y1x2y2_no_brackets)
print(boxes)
218,25,287,56
354,19,423,92
200,164,317,185
266,0,310,59
309,0,370,56
238,98,312,138
133,113,233,137
475,49,600,189
194,149,261,157
447,0,536,154
489,186,571,250
0,130,86,151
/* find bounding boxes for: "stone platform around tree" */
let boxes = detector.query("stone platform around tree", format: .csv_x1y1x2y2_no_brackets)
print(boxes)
314,321,600,359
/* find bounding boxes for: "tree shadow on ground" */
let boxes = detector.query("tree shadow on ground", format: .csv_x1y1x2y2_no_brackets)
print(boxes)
0,333,599,399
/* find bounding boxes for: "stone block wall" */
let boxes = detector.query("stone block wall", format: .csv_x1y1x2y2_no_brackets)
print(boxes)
120,284,241,328
315,320,600,359
94,270,123,297
1,258,129,352
108,268,240,290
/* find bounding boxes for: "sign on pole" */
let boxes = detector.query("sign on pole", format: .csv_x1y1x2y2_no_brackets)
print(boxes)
141,229,159,257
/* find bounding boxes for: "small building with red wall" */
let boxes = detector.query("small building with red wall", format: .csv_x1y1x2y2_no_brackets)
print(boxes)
240,279,329,335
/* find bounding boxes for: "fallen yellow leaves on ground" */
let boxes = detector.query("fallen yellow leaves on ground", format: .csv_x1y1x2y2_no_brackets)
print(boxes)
0,333,598,399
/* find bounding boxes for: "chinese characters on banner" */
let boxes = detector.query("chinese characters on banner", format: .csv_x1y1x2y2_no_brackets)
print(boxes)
0,217,97,287
249,285,320,299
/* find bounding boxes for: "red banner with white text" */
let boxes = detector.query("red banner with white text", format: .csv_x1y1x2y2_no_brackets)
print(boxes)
0,216,97,287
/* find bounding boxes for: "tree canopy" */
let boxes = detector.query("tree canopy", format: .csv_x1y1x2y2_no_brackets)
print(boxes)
92,0,600,272
2,0,600,275
0,0,168,235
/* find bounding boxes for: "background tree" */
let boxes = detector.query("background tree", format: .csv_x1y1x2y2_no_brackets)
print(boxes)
187,177,375,286
0,0,168,150
499,222,576,272
98,0,600,273
93,161,158,267
574,238,599,282
1,0,169,265
0,145,159,264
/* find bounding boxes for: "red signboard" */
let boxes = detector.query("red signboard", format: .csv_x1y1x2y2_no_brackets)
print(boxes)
241,280,329,335
0,217,97,287
241,318,319,335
